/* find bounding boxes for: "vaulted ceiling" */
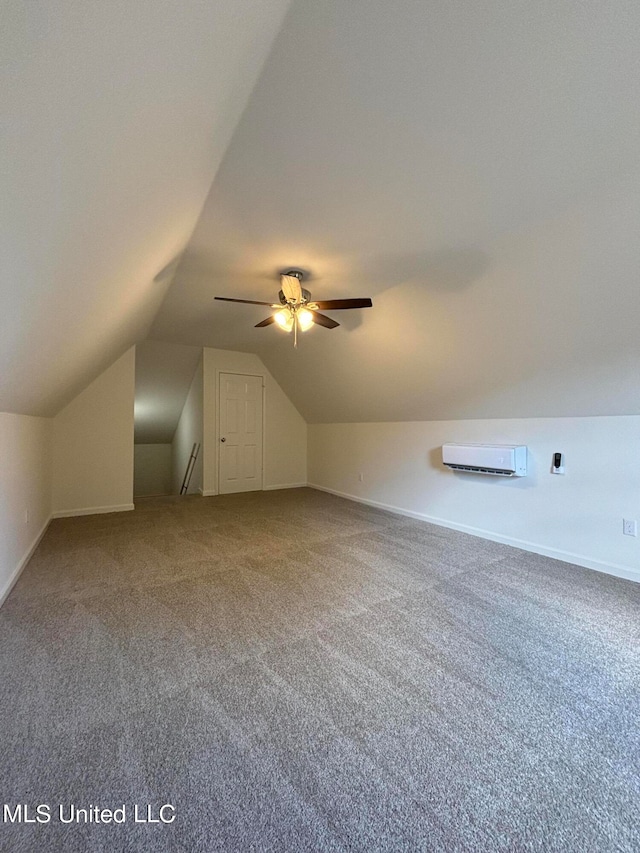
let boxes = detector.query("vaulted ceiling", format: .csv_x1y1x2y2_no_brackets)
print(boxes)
1,0,292,416
4,0,640,422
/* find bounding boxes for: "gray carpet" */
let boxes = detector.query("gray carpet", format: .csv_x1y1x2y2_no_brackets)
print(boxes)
1,488,638,852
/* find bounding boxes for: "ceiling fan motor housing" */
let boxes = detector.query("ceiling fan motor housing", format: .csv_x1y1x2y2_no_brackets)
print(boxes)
279,287,311,305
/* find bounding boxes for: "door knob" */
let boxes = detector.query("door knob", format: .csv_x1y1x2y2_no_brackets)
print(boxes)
220,437,226,442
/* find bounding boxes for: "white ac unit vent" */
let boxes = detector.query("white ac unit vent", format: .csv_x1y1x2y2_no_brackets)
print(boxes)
442,443,528,477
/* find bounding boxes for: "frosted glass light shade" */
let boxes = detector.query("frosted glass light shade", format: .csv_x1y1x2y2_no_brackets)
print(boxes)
297,308,314,331
274,308,294,332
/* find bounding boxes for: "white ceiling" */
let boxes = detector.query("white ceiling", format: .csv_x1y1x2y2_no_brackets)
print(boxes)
150,0,640,422
4,0,640,423
1,0,292,416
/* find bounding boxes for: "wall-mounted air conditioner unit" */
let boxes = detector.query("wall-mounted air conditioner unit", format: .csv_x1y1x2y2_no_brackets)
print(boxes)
442,443,527,477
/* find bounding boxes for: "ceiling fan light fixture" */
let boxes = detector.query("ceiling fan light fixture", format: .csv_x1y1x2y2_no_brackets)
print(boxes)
297,308,314,331
215,268,372,346
274,307,294,332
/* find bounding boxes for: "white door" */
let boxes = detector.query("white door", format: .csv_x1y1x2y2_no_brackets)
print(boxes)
218,373,263,494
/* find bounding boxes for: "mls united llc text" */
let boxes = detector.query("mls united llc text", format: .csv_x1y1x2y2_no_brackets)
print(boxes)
3,804,176,824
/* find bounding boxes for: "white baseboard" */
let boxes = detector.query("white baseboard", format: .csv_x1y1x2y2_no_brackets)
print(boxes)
134,493,170,498
201,490,217,497
0,515,52,608
202,484,307,496
263,483,308,491
52,503,135,519
308,483,640,585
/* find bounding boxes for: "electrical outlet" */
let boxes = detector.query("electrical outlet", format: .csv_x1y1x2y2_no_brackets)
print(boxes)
358,472,364,482
623,519,637,537
24,508,30,525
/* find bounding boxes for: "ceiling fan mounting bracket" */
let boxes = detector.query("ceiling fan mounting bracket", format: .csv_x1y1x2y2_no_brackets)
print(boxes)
282,269,305,280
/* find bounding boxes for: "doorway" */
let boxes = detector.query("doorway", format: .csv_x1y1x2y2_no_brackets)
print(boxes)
134,341,203,498
218,372,264,494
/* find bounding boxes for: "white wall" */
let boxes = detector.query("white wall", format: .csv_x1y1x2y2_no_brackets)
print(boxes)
134,444,172,497
308,416,640,583
52,348,135,516
0,413,52,603
172,357,203,495
202,348,307,495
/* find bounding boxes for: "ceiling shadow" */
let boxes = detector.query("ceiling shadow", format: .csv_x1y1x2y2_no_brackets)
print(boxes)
361,246,491,295
153,253,185,283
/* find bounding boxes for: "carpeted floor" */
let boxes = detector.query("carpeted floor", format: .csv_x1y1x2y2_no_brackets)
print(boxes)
1,488,638,852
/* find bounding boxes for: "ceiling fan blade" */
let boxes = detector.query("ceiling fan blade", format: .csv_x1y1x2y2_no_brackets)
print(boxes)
311,298,373,310
310,311,340,329
281,274,302,304
215,297,275,306
255,315,276,328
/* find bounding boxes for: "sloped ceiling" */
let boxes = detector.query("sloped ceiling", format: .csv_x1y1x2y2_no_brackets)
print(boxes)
150,0,640,423
1,0,292,416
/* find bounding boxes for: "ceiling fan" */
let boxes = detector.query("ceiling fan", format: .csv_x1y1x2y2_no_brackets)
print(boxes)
215,270,373,346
